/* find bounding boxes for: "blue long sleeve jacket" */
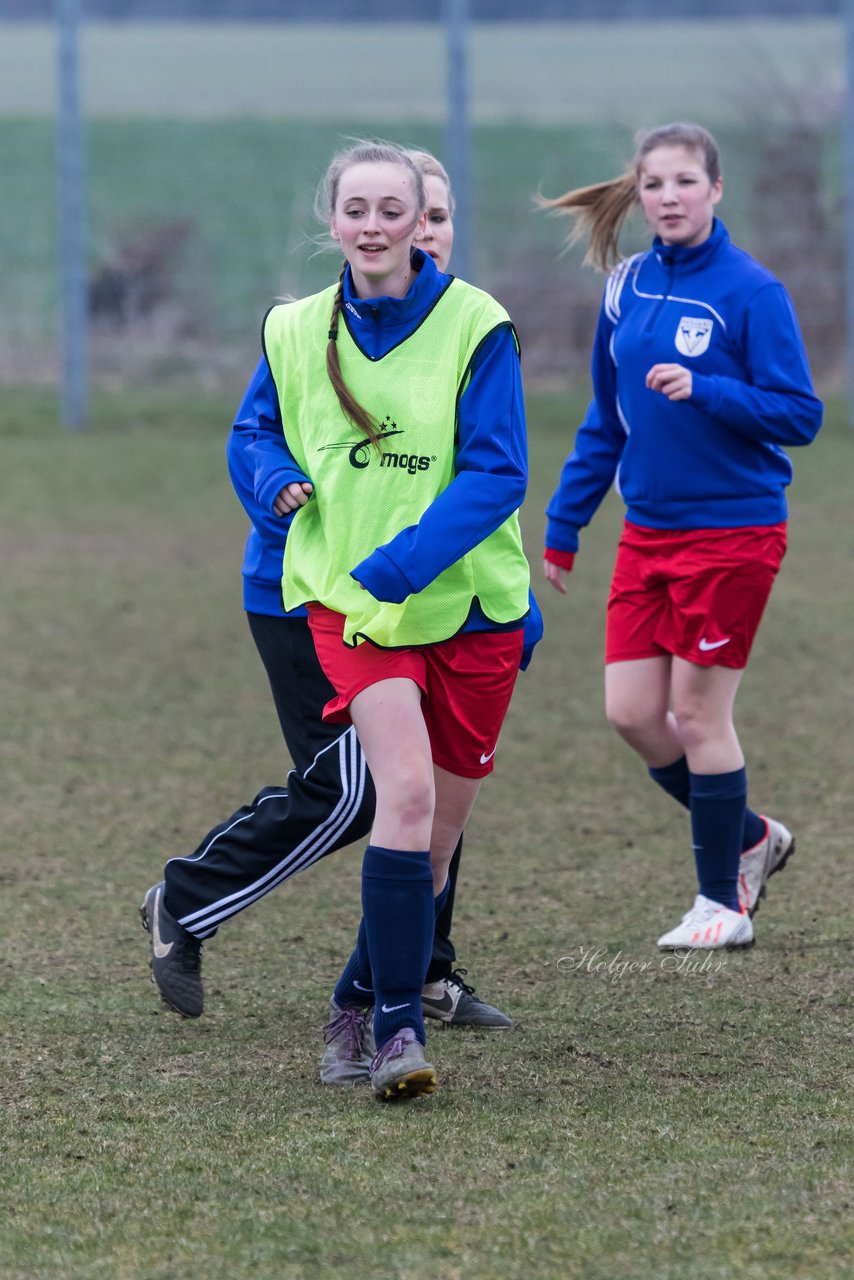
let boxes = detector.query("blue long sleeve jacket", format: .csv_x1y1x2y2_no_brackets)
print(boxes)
227,249,542,659
545,219,823,555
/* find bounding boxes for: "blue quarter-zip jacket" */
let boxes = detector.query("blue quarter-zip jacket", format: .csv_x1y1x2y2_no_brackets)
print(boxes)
545,219,823,555
227,249,542,660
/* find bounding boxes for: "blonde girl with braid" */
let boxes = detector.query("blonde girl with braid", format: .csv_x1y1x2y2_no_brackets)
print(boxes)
540,122,822,952
140,147,518,1040
248,139,536,1101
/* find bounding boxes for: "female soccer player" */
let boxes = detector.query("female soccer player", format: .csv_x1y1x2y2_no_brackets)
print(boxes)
142,151,522,1037
257,138,533,1098
541,122,822,950
143,142,537,1100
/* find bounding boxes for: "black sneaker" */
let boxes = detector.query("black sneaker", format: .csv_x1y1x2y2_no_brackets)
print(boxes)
421,968,512,1029
370,1027,437,1102
140,881,203,1018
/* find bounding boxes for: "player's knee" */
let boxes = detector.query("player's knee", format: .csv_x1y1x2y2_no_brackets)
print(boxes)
671,700,716,752
605,693,653,742
393,784,435,833
376,767,434,832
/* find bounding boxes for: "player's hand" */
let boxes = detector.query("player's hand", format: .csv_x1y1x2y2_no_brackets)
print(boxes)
273,481,313,516
543,557,570,595
645,363,692,401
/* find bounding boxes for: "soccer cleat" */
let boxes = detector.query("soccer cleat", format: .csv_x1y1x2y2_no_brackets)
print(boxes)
140,881,204,1017
319,1000,376,1086
370,1026,437,1101
421,968,512,1029
738,816,796,917
657,893,754,950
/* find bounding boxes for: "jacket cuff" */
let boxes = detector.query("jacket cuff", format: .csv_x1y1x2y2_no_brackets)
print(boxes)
543,547,576,572
687,372,721,415
351,548,414,604
544,514,580,555
256,467,310,513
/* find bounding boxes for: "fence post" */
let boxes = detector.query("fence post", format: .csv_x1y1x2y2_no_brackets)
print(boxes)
847,0,854,426
445,0,473,282
56,0,88,430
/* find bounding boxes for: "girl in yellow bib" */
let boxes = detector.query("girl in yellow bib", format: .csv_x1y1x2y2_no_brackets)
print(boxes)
251,140,536,1100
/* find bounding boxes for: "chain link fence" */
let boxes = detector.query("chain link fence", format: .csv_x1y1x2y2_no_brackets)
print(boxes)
0,9,843,394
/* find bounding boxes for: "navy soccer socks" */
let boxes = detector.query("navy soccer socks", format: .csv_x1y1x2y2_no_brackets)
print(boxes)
649,755,766,853
648,757,692,809
333,919,373,1010
361,844,434,1050
333,871,452,1022
688,767,750,911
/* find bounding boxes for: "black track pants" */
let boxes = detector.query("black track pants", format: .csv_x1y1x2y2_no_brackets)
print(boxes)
164,615,459,975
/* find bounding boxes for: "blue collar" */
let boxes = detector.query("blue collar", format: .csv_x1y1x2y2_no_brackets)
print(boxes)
652,217,729,274
341,248,451,327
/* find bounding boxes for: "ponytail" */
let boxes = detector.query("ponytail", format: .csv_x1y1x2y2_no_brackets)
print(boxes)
536,171,638,272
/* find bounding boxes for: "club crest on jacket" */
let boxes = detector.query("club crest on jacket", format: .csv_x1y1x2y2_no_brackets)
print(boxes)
675,316,713,357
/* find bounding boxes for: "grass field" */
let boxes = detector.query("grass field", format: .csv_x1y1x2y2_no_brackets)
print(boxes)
1,114,761,324
1,386,852,1279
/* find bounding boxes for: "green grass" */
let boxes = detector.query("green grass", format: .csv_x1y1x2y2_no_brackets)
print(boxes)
1,386,852,1278
2,114,645,333
1,112,829,355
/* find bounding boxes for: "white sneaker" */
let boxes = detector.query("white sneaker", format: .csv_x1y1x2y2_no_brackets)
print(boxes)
657,894,754,950
738,817,795,917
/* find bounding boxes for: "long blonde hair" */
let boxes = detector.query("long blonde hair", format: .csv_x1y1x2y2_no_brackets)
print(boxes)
316,140,426,449
537,122,722,271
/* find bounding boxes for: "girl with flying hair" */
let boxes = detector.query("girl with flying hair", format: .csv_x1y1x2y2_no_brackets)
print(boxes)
541,122,822,951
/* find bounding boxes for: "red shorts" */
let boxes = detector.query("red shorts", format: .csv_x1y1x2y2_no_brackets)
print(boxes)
307,604,524,779
605,521,787,669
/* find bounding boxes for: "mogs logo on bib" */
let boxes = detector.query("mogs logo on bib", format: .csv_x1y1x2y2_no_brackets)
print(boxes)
675,316,713,357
